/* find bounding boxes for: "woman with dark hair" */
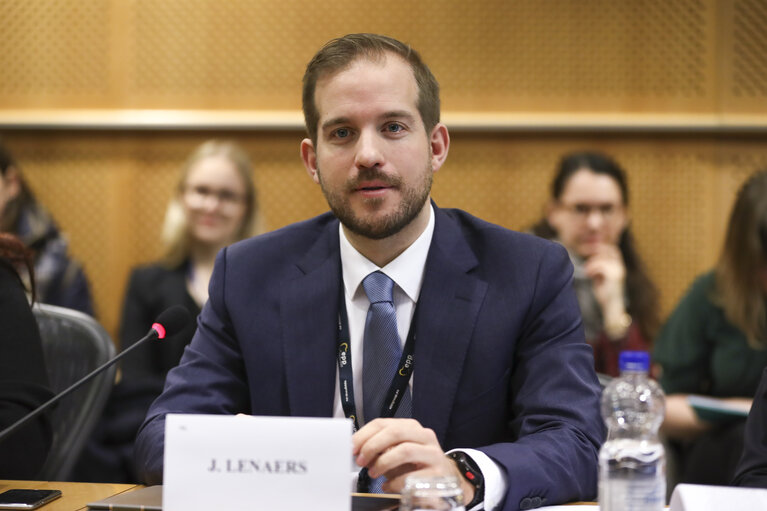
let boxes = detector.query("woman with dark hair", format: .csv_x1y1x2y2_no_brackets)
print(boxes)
0,233,53,478
0,141,94,315
654,169,767,486
531,151,660,376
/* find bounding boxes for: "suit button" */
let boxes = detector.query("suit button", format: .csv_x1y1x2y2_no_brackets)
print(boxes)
519,497,532,510
531,496,542,507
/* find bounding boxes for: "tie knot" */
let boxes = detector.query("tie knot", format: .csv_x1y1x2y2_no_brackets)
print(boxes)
362,271,394,304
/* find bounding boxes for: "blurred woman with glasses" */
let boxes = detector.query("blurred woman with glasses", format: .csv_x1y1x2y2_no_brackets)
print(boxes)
73,140,261,482
531,151,660,377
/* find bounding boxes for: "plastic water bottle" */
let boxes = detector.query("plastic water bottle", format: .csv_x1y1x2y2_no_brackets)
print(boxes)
599,351,666,511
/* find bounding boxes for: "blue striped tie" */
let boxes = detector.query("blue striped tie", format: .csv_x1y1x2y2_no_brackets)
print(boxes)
361,271,412,493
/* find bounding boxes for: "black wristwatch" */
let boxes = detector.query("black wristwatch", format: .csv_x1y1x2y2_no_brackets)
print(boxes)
448,451,485,509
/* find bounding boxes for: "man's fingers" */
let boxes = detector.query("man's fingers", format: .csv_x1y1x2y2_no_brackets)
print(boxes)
352,419,468,497
352,418,388,455
354,419,437,466
378,461,419,492
367,441,443,478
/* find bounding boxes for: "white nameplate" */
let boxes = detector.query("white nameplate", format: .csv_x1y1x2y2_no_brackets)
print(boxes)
670,483,767,511
164,414,352,511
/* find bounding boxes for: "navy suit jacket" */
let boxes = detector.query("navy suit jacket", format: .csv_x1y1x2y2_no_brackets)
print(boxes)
135,206,604,510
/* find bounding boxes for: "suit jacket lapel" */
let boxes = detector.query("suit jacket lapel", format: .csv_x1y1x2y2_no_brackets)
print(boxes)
281,220,342,418
413,207,488,445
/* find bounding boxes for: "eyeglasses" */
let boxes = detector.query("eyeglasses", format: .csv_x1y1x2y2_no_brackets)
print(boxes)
183,185,245,207
559,202,623,221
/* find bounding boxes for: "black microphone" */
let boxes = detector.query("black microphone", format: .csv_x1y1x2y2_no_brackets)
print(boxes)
0,305,192,445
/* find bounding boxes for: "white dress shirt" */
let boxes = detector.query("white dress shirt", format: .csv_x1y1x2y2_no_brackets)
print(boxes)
331,205,507,510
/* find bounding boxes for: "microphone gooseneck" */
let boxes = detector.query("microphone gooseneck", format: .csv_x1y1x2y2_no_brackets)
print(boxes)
0,306,193,445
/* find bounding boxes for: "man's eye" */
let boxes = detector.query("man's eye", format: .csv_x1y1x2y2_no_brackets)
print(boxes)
333,128,350,138
385,123,403,133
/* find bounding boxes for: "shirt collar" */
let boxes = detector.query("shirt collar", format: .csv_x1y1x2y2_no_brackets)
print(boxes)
339,204,435,302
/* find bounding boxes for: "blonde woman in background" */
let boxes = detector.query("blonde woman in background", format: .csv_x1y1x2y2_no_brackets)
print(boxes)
72,140,260,483
654,169,767,487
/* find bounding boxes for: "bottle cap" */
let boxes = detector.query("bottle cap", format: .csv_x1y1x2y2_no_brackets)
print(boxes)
619,351,650,372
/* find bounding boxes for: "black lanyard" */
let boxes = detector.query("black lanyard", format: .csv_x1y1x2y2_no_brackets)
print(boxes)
336,286,417,433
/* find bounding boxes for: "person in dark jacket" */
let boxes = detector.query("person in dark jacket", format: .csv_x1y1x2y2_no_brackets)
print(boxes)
0,232,54,478
733,367,767,488
0,141,94,316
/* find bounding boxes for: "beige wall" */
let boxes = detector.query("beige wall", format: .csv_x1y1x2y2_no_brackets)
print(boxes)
1,0,766,339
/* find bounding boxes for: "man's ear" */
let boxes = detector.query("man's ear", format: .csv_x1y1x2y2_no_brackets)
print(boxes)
300,138,320,184
429,123,450,173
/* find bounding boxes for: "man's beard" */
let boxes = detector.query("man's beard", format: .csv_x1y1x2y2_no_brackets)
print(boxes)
318,163,432,240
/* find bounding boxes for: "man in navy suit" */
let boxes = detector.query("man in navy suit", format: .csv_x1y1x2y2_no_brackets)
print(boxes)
135,33,604,510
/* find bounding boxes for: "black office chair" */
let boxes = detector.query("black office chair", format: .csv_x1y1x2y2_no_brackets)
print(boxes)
32,303,116,480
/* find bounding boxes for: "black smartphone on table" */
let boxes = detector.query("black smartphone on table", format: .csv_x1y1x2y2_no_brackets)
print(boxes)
0,489,62,510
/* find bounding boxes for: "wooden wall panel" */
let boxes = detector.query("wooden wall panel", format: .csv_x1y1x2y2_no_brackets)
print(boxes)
2,0,760,114
4,132,766,340
0,1,114,108
721,0,767,113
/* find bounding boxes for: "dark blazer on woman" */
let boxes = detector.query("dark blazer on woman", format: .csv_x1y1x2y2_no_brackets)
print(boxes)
0,262,53,478
71,263,199,483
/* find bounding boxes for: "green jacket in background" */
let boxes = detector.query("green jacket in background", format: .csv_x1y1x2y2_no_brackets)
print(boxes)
654,271,767,401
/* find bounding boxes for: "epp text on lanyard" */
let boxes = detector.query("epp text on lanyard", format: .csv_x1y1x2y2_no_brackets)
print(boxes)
335,289,417,433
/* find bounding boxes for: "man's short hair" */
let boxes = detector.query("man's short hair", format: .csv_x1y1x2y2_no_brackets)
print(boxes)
302,33,441,145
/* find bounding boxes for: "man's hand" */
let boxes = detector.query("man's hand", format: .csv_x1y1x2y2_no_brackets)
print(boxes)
353,418,474,501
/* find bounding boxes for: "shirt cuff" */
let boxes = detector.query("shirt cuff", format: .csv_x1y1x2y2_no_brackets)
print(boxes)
447,448,508,511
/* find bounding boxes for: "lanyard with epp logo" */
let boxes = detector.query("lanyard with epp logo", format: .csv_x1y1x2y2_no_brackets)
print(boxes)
335,287,417,433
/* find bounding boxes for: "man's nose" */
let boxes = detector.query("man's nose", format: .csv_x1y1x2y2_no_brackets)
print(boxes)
354,130,384,169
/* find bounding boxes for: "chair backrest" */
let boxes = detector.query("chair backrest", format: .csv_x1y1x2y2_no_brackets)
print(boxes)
32,303,116,481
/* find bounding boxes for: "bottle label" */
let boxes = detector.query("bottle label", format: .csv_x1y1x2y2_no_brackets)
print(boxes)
599,473,665,511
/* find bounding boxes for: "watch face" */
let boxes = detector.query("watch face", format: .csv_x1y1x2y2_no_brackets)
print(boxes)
450,453,481,483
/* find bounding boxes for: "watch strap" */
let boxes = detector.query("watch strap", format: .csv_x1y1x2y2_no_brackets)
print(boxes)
448,451,485,509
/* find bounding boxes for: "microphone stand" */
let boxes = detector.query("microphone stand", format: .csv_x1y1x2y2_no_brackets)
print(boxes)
0,329,159,445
